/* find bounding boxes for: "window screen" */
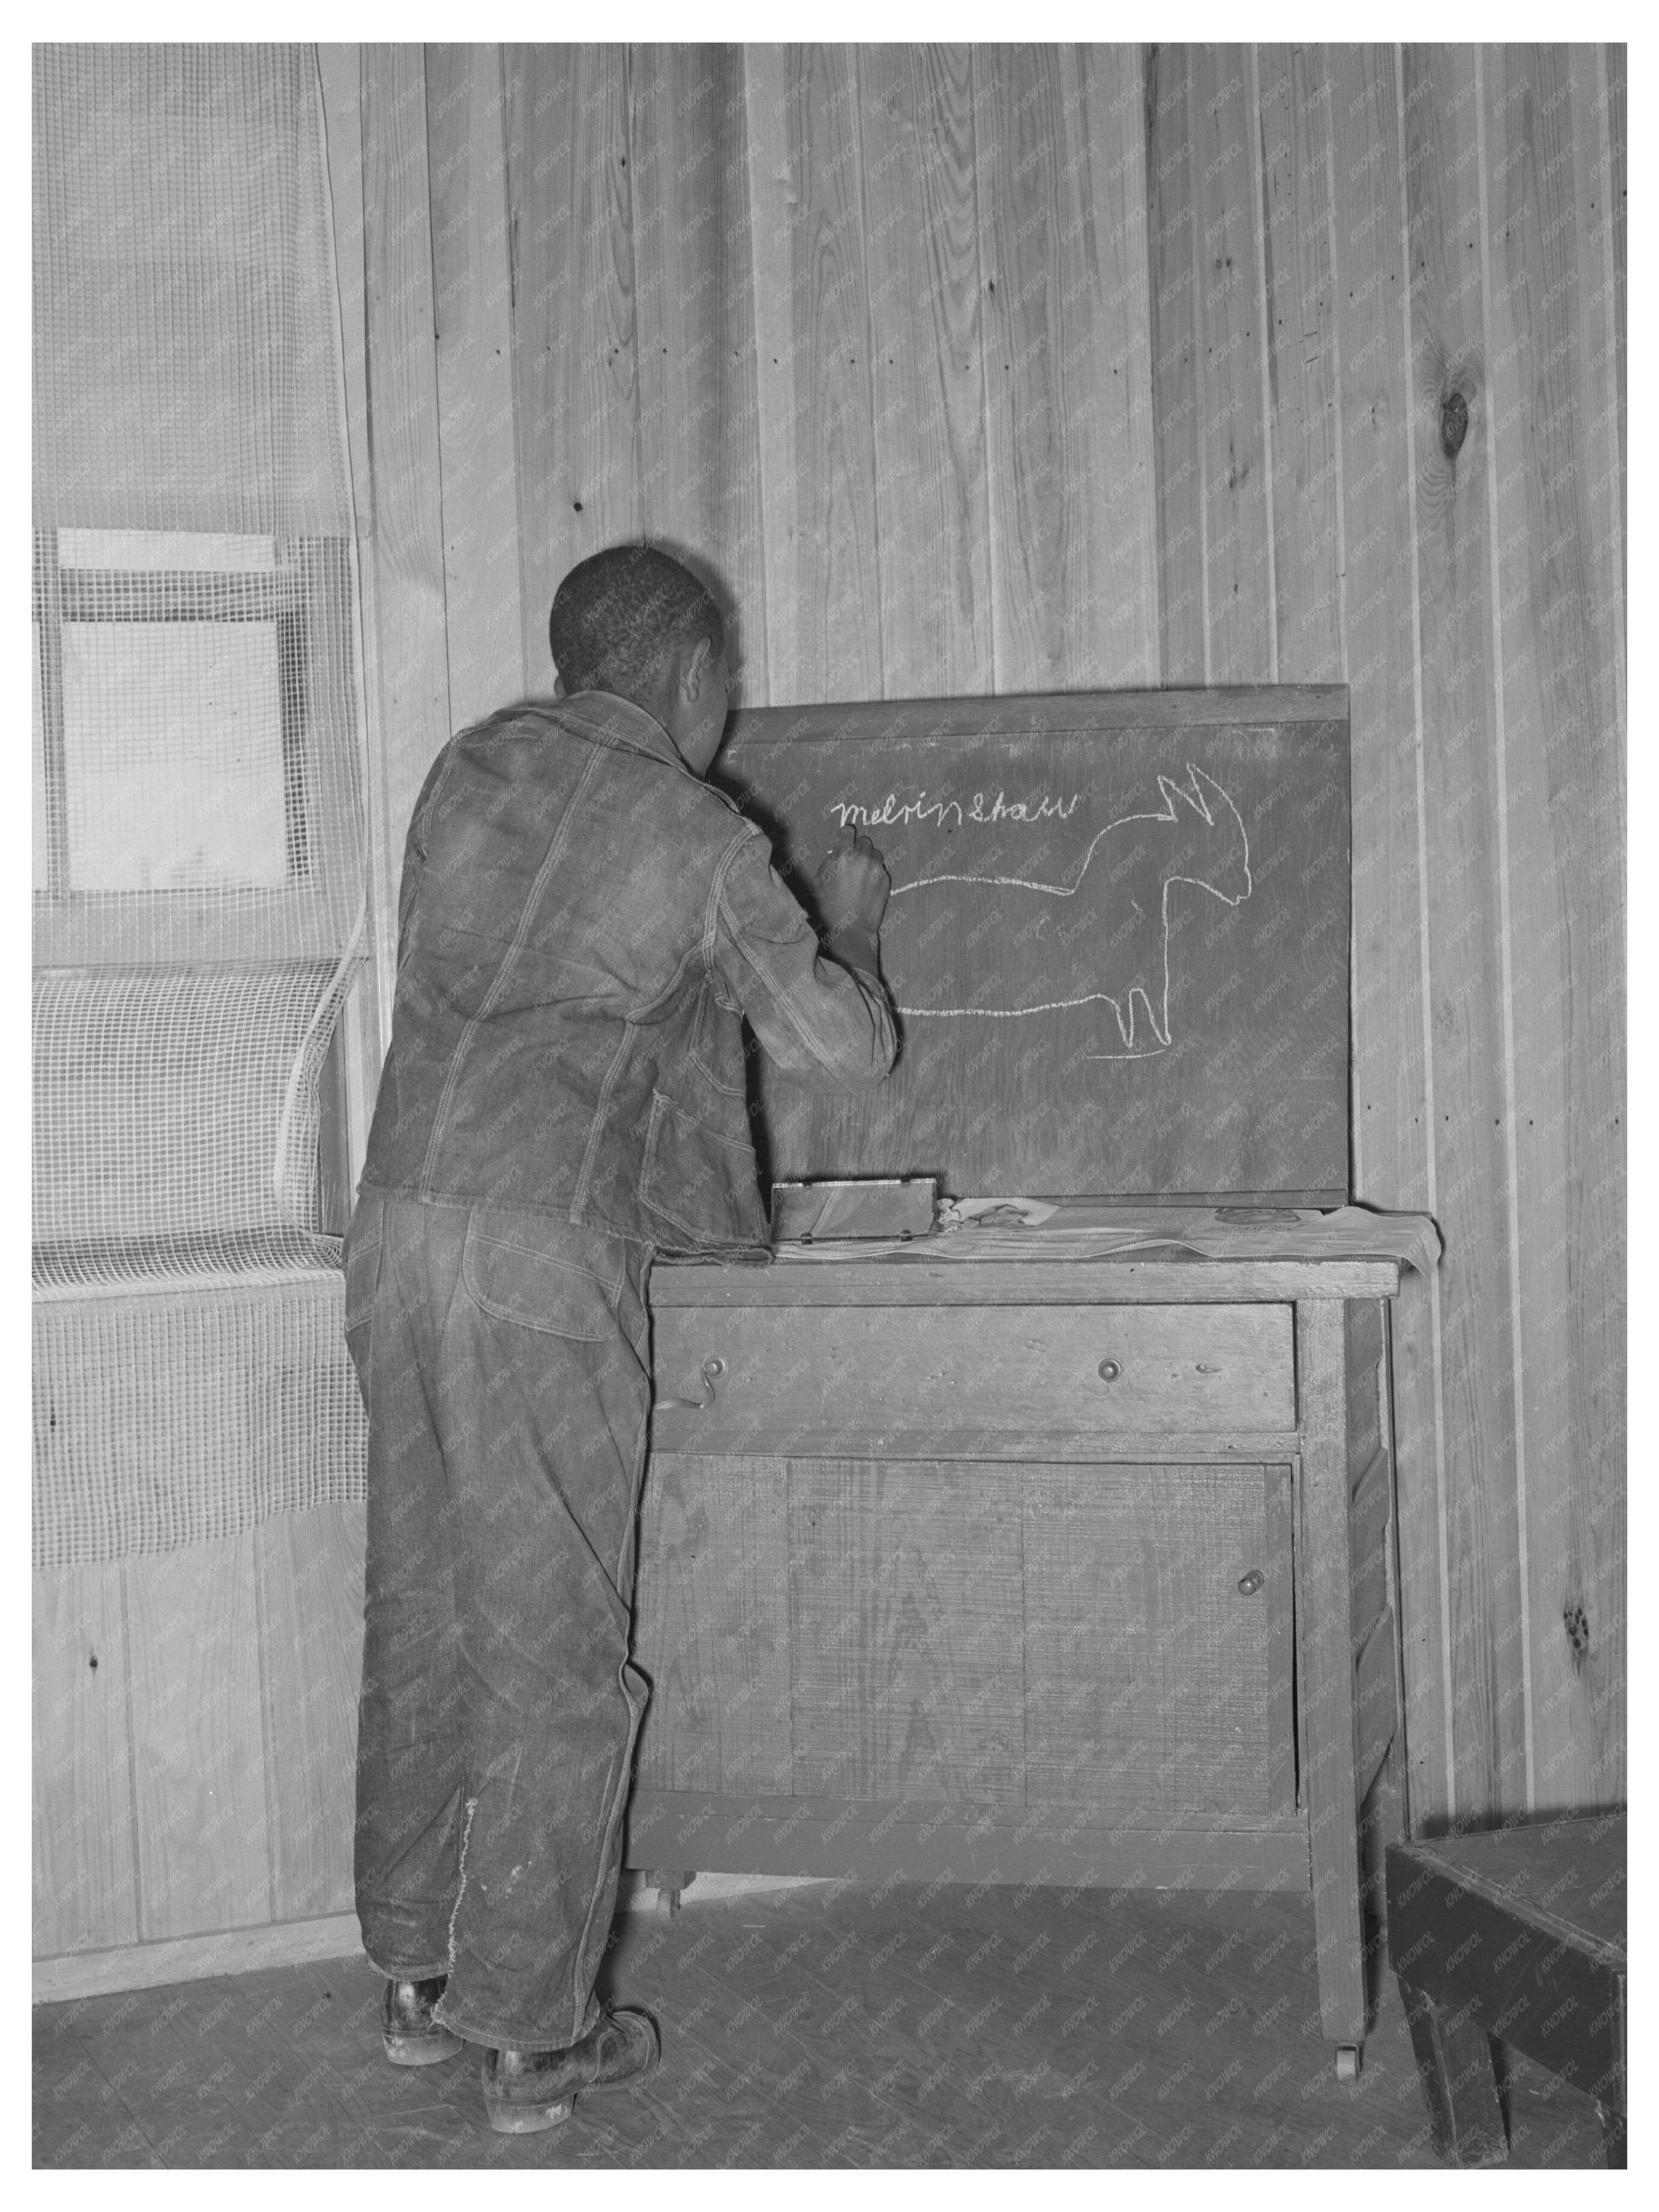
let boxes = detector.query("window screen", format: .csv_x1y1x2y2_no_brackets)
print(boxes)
32,44,365,971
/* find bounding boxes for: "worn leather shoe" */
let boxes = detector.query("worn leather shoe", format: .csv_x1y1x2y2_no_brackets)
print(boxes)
380,1975,464,2066
481,2007,661,2134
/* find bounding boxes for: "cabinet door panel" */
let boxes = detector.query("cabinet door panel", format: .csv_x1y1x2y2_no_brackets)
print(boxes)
633,1452,792,1797
1023,1462,1285,1819
787,1459,1026,1804
633,1454,1293,1823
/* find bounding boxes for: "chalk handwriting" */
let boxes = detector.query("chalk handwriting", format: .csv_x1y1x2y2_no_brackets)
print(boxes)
828,789,1084,831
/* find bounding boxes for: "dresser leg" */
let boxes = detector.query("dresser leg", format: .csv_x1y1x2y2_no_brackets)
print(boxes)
1297,1302,1368,2049
1399,1980,1507,2166
648,1869,694,1917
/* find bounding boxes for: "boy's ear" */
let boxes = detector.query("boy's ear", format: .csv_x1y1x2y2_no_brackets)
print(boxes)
680,635,715,700
552,672,567,700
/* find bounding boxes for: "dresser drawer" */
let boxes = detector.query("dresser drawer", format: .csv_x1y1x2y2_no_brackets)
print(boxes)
651,1302,1294,1447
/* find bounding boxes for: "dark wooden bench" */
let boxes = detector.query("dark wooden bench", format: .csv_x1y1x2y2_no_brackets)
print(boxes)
1386,1815,1626,2167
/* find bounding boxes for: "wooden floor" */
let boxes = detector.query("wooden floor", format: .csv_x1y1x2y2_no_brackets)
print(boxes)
34,1877,1610,2169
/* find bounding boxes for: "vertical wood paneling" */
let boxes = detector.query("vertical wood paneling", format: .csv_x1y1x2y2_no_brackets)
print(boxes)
1322,43,1447,1823
630,46,770,701
1256,46,1343,683
744,45,884,704
855,44,993,698
254,1502,366,1920
1258,40,1625,1823
359,44,453,885
1401,41,1528,1819
318,46,395,1025
1095,49,1161,688
1592,47,1627,1817
1578,44,1626,1806
1189,44,1275,682
1575,49,1626,894
34,1515,367,1958
33,1564,139,1956
1602,43,1625,657
426,43,527,728
505,43,640,693
975,45,1157,692
1481,46,1625,1812
126,1538,272,1940
1146,44,1206,682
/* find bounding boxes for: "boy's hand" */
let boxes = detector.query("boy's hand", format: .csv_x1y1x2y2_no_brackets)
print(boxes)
814,828,890,940
813,829,889,979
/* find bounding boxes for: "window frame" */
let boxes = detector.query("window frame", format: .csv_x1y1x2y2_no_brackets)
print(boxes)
31,527,363,966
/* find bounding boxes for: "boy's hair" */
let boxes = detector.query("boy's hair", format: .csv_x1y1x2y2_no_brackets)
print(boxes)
548,544,724,702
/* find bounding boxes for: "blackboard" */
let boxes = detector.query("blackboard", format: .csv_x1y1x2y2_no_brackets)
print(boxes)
714,687,1350,1205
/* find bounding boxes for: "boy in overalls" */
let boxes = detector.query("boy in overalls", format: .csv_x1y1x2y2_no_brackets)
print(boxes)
344,545,894,2131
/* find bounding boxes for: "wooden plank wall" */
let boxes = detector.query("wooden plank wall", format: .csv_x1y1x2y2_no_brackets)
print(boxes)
1146,39,1624,1827
32,1505,366,1959
329,43,1624,1830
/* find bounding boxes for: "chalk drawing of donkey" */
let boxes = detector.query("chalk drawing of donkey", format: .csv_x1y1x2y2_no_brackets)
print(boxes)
879,764,1252,1058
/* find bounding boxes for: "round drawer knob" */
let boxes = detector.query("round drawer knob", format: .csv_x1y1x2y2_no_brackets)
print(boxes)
1097,1358,1121,1382
1237,1569,1265,1596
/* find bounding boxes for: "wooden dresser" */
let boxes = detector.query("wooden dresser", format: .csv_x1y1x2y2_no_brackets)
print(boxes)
629,1240,1408,2078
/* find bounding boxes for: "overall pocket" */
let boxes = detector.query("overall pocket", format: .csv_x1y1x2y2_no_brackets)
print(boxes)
460,1212,627,1341
685,976,748,1098
637,1089,761,1246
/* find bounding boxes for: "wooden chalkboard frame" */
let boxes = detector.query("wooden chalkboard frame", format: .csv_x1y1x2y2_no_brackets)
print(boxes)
715,685,1351,1208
